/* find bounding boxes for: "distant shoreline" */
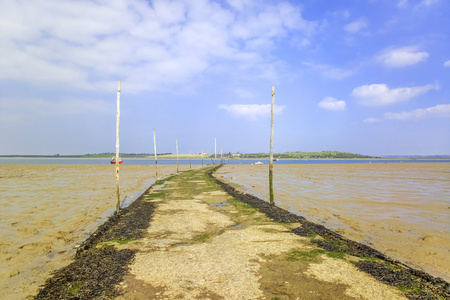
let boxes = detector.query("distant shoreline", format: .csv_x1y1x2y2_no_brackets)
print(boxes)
1,154,449,160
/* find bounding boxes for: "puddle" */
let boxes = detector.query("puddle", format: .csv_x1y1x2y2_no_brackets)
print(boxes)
229,224,243,229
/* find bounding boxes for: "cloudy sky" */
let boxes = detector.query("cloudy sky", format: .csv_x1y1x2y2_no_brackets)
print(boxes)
0,0,449,156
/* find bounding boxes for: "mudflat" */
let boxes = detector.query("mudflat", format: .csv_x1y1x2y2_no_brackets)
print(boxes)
215,162,450,282
0,164,199,299
33,166,448,299
36,166,408,299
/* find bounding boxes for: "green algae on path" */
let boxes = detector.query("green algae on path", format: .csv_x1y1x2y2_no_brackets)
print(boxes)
116,166,406,300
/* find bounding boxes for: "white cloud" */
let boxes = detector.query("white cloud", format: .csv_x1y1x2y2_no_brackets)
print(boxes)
323,68,356,80
291,37,311,49
330,10,350,19
0,0,317,92
318,97,346,111
278,2,317,33
303,62,356,80
397,0,408,8
344,19,369,33
351,83,438,106
385,104,450,120
416,0,440,8
218,104,286,120
363,118,382,123
377,46,429,68
399,0,441,10
227,0,256,12
444,60,450,67
0,97,113,118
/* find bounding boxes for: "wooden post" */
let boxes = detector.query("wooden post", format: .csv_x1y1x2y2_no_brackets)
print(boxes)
176,138,179,173
202,151,204,167
215,138,217,164
153,128,157,179
221,148,223,164
115,81,121,213
269,86,275,205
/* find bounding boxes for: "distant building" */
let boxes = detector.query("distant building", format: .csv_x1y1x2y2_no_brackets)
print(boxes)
232,153,241,157
202,152,207,155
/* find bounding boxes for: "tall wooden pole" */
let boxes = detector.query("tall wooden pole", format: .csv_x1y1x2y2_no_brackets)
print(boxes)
221,148,223,164
176,138,179,173
115,81,121,213
190,148,192,169
269,86,275,205
215,138,217,164
153,128,157,179
202,151,204,167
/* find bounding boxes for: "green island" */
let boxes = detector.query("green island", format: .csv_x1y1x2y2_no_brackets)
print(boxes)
237,151,375,159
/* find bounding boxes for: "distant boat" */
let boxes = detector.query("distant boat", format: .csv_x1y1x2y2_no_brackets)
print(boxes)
111,157,123,164
253,161,264,165
273,158,278,161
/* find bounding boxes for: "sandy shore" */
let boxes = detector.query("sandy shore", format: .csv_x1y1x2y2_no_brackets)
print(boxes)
215,163,450,282
0,164,201,299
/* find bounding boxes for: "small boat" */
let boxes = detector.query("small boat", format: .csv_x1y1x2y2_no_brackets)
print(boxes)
273,158,278,161
253,161,264,165
111,157,123,164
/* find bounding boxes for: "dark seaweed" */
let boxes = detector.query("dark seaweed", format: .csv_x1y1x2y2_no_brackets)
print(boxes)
75,189,155,258
35,185,156,299
357,261,450,300
291,227,313,237
35,246,135,299
210,166,449,300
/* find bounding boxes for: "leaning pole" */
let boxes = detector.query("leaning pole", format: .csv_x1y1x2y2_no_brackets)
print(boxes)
115,81,121,213
269,86,275,205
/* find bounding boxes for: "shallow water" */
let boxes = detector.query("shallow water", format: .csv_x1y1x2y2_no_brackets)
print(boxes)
216,163,450,282
0,164,201,299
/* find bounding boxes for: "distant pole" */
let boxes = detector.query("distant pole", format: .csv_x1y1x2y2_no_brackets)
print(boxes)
215,138,217,164
153,128,157,178
221,148,223,164
269,86,275,205
202,151,204,167
176,138,179,173
190,148,192,169
115,81,121,213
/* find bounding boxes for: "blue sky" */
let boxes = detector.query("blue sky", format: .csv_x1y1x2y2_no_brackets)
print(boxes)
0,0,449,156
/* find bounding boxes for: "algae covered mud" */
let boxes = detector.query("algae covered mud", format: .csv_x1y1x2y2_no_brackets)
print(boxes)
215,163,450,282
0,164,201,299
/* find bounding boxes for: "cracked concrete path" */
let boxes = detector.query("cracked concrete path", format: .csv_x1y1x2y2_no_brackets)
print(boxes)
114,166,406,300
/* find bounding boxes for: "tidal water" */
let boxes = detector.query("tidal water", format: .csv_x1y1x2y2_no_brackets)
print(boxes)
216,163,450,282
1,157,448,165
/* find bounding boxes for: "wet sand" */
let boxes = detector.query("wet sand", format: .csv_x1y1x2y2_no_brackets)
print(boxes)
215,163,450,282
0,164,201,299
